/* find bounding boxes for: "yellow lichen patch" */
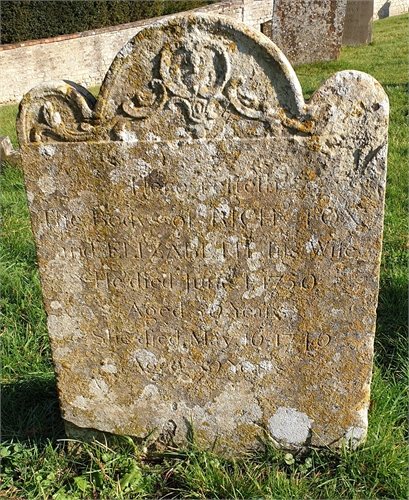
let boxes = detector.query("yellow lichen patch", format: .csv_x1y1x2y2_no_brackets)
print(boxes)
306,135,322,152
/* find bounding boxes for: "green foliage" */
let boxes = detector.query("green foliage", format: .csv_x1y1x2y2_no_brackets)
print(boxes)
1,165,51,382
164,375,407,500
0,13,407,500
162,0,214,15
0,102,19,147
0,437,163,499
0,0,216,44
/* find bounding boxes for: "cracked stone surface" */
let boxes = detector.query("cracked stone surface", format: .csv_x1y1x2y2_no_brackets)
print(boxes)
17,13,388,454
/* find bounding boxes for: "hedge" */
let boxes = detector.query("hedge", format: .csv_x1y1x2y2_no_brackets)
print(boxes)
0,1,216,45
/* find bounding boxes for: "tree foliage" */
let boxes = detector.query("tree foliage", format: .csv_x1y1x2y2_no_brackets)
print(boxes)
0,0,216,44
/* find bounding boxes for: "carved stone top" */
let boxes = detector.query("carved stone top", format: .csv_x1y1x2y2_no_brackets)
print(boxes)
17,14,313,143
17,14,389,454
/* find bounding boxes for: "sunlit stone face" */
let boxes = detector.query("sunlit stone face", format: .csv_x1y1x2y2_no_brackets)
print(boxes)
17,14,388,454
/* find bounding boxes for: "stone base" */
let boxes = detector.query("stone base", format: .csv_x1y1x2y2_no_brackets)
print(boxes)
64,420,188,454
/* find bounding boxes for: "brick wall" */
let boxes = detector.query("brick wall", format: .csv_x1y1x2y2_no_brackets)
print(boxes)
242,0,273,28
1,0,275,105
0,0,406,105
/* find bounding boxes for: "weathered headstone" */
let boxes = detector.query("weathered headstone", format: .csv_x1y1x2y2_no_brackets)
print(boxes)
343,0,374,46
17,14,388,454
260,19,273,39
270,0,348,66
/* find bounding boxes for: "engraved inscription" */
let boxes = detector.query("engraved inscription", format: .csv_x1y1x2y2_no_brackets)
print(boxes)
55,236,363,263
132,173,279,198
40,146,370,393
116,328,332,382
85,269,318,294
44,203,357,232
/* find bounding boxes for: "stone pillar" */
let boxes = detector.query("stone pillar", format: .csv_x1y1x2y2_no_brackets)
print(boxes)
270,0,348,66
343,0,374,46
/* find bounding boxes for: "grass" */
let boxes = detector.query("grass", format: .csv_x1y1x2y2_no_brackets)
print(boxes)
0,102,19,147
1,14,408,499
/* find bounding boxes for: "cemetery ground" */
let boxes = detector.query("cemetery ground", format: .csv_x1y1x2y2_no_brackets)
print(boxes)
1,13,407,500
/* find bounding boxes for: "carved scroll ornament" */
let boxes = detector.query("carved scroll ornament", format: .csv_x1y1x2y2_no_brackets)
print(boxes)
17,14,315,143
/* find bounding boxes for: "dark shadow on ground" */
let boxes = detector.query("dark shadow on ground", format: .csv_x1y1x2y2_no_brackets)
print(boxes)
375,276,407,375
2,375,65,444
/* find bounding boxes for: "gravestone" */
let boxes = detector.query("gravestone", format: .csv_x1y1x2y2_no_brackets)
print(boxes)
270,0,348,65
17,13,388,454
260,19,273,39
343,0,374,46
0,136,20,166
